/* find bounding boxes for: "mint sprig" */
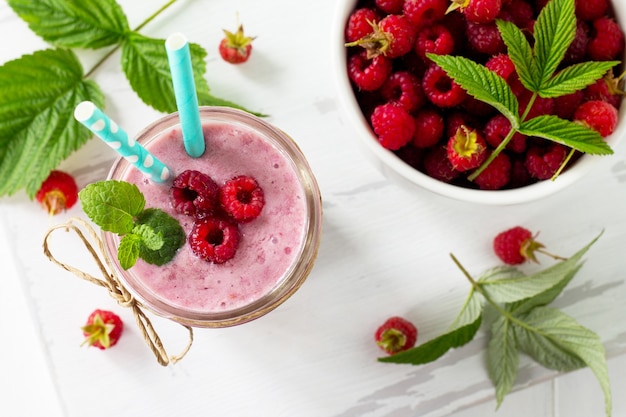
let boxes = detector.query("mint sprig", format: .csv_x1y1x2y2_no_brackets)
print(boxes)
79,180,185,269
0,0,263,198
379,233,611,416
427,0,620,181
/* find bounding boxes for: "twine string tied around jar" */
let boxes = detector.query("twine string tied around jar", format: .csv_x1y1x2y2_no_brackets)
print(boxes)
42,217,193,366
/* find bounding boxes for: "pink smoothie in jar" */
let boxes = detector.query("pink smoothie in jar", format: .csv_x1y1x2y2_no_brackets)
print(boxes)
103,107,323,327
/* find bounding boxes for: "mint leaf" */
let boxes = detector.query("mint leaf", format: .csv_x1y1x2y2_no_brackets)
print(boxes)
541,61,620,97
379,292,483,365
79,180,145,234
132,223,164,251
533,0,576,89
497,19,539,92
487,315,519,408
118,234,141,270
518,115,613,155
427,54,519,127
0,48,104,197
135,208,185,266
8,0,129,49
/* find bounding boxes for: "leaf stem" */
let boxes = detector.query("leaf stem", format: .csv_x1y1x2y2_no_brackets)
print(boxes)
83,0,179,79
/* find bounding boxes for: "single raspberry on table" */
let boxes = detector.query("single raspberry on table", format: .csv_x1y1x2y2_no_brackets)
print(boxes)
524,143,568,180
347,14,417,59
170,170,220,218
587,16,625,61
414,24,455,60
347,50,393,91
345,7,380,43
422,64,467,108
189,217,240,264
371,103,416,150
473,151,512,190
375,316,418,355
35,170,78,216
412,108,445,148
423,146,460,183
380,71,425,113
403,0,448,28
573,99,619,138
450,0,503,24
219,175,265,223
493,226,565,265
446,125,488,172
218,24,255,64
81,309,124,350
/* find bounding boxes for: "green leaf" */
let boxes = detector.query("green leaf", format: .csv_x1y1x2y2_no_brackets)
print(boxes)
0,48,104,197
131,223,164,251
135,208,185,266
118,234,141,270
8,0,129,49
478,232,601,304
427,54,519,127
379,292,483,365
513,307,611,416
533,0,576,88
497,19,540,92
487,316,519,408
78,180,145,234
518,115,613,155
541,62,620,98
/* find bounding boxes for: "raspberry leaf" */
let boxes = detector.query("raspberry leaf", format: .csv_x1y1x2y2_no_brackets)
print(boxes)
0,48,104,197
540,61,620,98
518,115,613,155
79,180,145,234
118,234,141,270
487,315,519,408
496,19,539,92
427,54,520,128
513,307,611,416
7,0,129,49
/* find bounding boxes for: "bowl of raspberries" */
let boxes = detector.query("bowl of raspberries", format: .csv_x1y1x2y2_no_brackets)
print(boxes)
332,0,626,204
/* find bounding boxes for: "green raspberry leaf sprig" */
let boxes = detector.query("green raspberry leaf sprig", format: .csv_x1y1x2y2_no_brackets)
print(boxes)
79,180,184,269
429,0,620,181
0,0,263,198
379,232,611,416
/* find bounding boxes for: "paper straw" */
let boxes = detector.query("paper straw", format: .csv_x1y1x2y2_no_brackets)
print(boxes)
165,32,205,158
74,101,173,183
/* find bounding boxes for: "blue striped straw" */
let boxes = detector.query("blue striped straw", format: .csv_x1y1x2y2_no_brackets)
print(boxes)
74,101,173,183
165,32,205,158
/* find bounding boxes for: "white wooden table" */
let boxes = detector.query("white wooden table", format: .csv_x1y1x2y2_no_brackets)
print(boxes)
2,1,626,416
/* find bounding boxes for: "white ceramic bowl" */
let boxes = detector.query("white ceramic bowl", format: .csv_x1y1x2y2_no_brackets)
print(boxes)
331,0,626,205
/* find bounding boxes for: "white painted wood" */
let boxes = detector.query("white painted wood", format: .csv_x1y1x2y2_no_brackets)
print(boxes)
1,1,626,417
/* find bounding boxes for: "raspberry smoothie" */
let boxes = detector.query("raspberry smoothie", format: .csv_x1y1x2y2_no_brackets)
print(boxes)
104,107,322,327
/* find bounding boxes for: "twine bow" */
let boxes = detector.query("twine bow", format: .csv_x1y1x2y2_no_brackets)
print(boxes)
42,217,193,366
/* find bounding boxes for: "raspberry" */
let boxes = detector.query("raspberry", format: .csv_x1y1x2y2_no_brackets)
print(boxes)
519,90,555,119
345,8,380,43
404,0,448,28
524,143,568,180
553,90,585,120
346,14,417,59
218,24,255,65
493,226,539,265
347,50,392,91
380,71,425,113
485,53,516,82
189,217,240,264
583,73,623,109
466,20,506,55
563,20,589,65
508,156,534,188
501,0,535,30
375,316,418,355
219,175,265,223
575,0,608,21
423,146,460,182
587,17,625,61
412,108,445,148
395,144,424,169
445,111,480,138
81,309,123,350
573,100,619,137
453,0,503,24
446,126,488,172
414,24,455,60
484,114,527,153
35,170,78,216
371,103,416,150
375,0,404,14
473,151,511,190
422,64,467,108
170,170,220,218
